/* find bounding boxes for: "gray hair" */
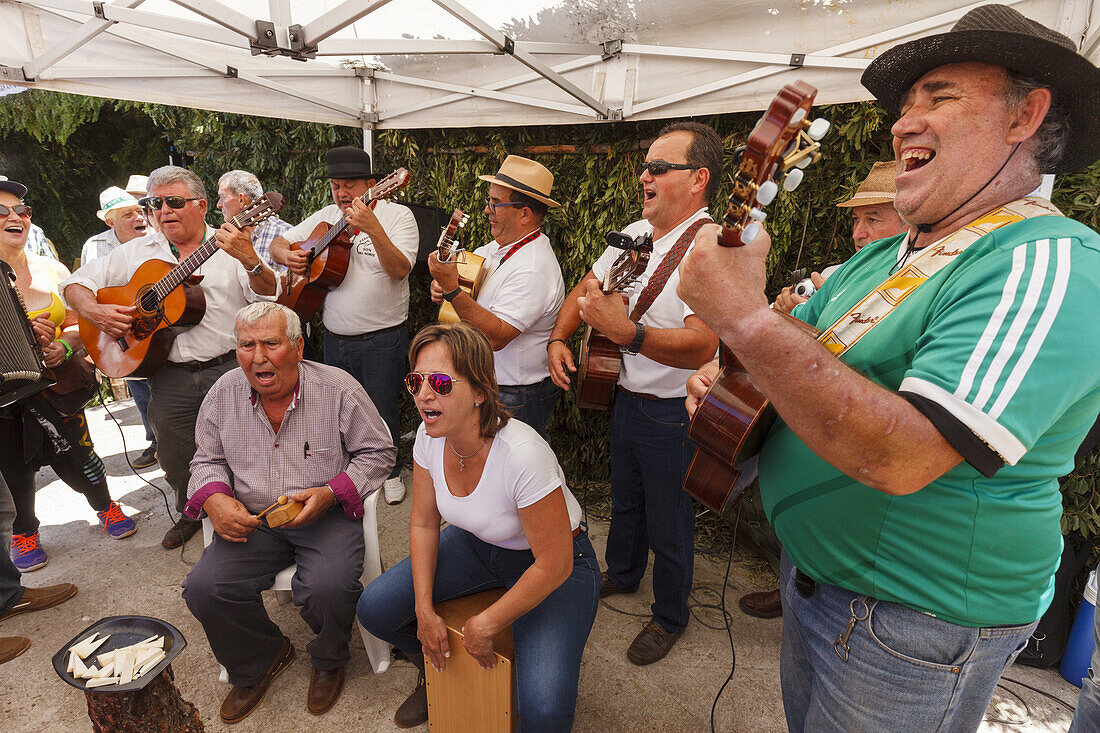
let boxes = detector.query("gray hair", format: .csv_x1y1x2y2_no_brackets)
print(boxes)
1002,70,1070,175
147,165,206,201
218,170,263,202
234,302,302,343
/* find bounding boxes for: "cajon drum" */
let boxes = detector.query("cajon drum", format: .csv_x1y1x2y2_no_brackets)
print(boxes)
425,587,516,732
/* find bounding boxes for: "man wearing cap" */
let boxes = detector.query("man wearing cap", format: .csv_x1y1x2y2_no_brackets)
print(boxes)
217,170,290,271
271,146,418,506
427,155,565,438
548,121,721,665
64,165,280,550
679,5,1100,729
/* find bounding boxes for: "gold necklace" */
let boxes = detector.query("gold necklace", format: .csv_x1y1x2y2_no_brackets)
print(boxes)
448,438,486,471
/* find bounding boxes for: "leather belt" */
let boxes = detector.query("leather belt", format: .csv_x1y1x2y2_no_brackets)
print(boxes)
327,323,405,341
498,376,553,394
572,527,582,539
167,351,236,372
616,385,661,402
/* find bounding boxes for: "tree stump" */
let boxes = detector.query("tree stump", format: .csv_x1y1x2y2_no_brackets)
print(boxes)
84,665,204,732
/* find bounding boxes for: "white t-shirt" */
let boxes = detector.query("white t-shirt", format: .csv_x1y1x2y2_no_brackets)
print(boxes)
471,232,564,386
283,199,419,335
590,209,711,398
412,419,582,551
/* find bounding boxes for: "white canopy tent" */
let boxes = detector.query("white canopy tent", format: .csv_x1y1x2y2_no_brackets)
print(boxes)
0,0,1096,149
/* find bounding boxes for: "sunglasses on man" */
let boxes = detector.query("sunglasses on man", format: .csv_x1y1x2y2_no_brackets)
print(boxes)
138,195,203,211
0,203,32,218
640,160,698,176
405,372,467,396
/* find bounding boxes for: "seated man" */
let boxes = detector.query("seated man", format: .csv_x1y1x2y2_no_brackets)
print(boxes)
181,302,395,723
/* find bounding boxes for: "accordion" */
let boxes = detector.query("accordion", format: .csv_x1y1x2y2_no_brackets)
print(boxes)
0,259,52,408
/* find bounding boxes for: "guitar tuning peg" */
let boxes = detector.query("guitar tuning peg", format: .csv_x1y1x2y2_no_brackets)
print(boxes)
783,168,804,191
806,118,830,141
790,107,807,127
756,180,778,206
795,155,812,170
748,208,767,222
741,222,762,245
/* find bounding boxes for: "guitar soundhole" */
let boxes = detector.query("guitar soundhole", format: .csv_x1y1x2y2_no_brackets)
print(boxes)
131,287,163,340
138,289,159,312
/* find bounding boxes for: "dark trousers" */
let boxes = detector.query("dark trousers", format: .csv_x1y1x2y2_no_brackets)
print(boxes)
0,472,24,614
498,377,560,441
604,391,696,633
0,406,111,534
147,360,237,512
182,508,365,685
324,326,406,479
125,378,156,446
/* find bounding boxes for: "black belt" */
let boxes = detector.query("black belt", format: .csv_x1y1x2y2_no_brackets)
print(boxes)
498,376,553,394
167,351,236,372
328,323,405,341
616,385,661,402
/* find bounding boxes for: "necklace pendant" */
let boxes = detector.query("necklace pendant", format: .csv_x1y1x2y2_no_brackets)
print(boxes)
458,458,465,470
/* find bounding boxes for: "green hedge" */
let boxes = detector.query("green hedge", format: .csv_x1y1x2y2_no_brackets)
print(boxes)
2,90,1097,564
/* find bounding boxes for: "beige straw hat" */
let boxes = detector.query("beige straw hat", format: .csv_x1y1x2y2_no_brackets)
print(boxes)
836,162,897,208
478,155,560,208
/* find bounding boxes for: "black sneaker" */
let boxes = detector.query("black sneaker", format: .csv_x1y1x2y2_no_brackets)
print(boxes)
132,445,158,469
626,619,683,666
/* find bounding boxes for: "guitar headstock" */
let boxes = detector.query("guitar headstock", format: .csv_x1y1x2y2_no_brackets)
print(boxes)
367,168,412,202
720,81,829,247
602,232,653,293
436,208,469,261
232,192,285,228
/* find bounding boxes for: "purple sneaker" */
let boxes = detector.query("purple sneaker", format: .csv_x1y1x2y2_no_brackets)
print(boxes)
10,532,48,572
97,502,137,539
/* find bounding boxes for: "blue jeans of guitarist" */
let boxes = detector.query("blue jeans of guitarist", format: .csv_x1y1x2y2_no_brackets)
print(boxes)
604,389,696,634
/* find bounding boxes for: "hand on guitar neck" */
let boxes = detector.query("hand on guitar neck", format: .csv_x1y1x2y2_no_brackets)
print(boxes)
576,279,634,346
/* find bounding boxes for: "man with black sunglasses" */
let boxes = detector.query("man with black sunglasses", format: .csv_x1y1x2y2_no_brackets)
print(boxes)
64,165,279,550
547,121,721,666
427,155,565,440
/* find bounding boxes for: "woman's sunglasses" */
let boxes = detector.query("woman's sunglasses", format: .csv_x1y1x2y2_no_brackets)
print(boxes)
405,372,466,396
0,203,32,218
138,195,202,210
639,160,698,176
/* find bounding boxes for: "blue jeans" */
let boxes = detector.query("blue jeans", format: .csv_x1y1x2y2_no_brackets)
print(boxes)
779,552,1037,732
1069,602,1100,732
357,525,600,732
605,391,696,633
126,378,155,445
0,471,24,614
498,377,559,441
324,326,406,479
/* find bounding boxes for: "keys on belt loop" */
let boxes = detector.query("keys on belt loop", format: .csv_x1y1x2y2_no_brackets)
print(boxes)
834,596,870,662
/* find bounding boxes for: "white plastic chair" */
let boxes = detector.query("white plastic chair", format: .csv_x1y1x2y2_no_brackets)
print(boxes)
200,488,392,681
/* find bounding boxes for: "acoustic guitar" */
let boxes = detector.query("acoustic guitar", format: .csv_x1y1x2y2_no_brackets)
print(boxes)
278,168,411,321
683,81,830,517
79,193,285,379
575,231,653,410
434,209,487,325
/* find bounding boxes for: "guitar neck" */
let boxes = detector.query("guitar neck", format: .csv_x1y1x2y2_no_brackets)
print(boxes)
152,233,220,300
310,187,389,259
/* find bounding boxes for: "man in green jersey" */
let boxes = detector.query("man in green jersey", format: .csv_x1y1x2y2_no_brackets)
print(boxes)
679,5,1100,731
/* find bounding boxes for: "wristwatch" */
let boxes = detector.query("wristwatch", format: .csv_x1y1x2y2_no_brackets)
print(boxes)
624,322,646,355
247,261,265,276
442,286,463,302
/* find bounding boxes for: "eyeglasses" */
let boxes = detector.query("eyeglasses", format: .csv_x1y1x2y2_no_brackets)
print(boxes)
0,203,31,218
486,201,527,213
640,160,698,176
405,372,467,396
139,196,202,210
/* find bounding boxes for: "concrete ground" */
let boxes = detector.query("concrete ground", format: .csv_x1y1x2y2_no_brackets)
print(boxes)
0,399,1084,732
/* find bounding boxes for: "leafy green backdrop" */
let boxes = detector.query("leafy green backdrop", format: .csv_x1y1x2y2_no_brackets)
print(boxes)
2,89,1097,566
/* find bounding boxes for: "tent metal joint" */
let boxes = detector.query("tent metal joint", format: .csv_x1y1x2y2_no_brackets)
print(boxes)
602,108,624,121
250,20,316,60
0,65,30,83
789,53,805,68
92,1,107,21
502,35,515,55
601,39,622,59
225,65,237,78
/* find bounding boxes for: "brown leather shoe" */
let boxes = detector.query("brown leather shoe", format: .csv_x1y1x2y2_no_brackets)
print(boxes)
307,666,346,715
394,669,427,728
739,589,783,619
0,583,77,622
0,636,30,665
220,637,295,724
599,570,639,599
161,517,201,549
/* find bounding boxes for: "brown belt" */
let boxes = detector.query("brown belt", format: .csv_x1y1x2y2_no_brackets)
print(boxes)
617,385,661,402
572,527,582,539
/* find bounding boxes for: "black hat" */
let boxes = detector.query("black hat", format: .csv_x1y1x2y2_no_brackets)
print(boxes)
862,4,1100,173
325,146,375,180
0,176,28,198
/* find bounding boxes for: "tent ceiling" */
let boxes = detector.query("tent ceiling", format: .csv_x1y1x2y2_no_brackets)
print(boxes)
0,0,1095,129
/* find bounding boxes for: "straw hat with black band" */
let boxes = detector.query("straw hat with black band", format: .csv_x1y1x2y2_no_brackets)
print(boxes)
836,162,897,209
478,155,560,209
861,3,1100,174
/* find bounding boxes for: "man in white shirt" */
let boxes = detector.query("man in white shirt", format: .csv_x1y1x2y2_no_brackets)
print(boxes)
427,155,565,439
547,122,721,665
271,147,419,506
63,165,279,549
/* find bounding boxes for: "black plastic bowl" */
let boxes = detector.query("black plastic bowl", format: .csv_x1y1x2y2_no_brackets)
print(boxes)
52,615,186,693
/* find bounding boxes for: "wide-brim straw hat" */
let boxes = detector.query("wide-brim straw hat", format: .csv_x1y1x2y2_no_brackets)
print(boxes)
836,161,897,208
97,186,141,221
861,4,1100,174
125,174,148,197
478,155,560,208
0,175,27,199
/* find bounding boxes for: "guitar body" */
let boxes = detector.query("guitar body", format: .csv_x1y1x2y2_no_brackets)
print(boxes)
438,251,487,324
277,221,353,321
575,325,622,411
80,259,206,378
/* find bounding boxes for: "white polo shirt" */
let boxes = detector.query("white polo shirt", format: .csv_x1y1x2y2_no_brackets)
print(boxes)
471,231,564,386
590,209,710,399
283,199,419,336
